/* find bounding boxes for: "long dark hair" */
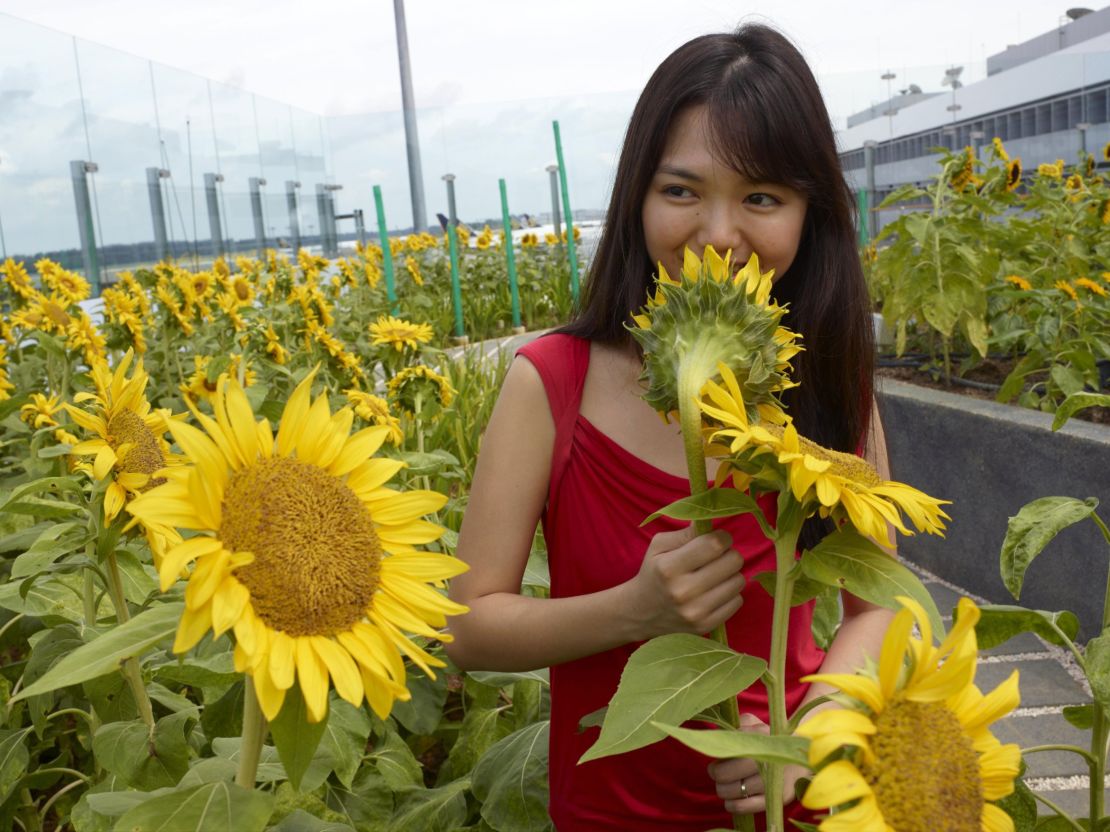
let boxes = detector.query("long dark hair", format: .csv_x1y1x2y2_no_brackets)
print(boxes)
561,25,874,546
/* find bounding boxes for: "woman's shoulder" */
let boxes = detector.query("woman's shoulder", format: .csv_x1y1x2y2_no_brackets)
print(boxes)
515,331,589,364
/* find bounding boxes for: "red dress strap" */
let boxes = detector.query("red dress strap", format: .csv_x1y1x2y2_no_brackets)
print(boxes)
515,333,590,506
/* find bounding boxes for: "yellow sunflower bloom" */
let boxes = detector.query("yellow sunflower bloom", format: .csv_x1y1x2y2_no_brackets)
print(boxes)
798,596,1021,832
346,389,405,445
1074,277,1108,297
1055,280,1079,302
991,137,1009,162
264,324,287,365
182,355,257,404
404,256,424,287
20,393,64,430
388,365,456,415
1005,159,1022,192
369,315,434,353
40,262,90,305
701,371,949,544
1003,275,1031,291
127,368,469,723
1,258,37,303
229,275,255,307
62,350,178,525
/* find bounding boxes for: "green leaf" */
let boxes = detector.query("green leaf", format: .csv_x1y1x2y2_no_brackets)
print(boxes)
269,809,355,832
751,571,825,606
471,722,551,832
800,529,944,638
211,738,286,783
391,671,449,735
649,722,809,767
811,587,842,651
1084,632,1110,708
112,782,273,832
0,476,86,513
369,730,424,790
268,684,329,791
1053,392,1110,430
324,768,393,830
642,488,761,526
320,699,372,789
386,780,470,832
996,776,1038,832
9,522,87,578
1063,704,1095,731
466,668,550,688
445,703,510,778
579,634,765,763
1000,497,1098,600
972,605,1079,650
0,572,86,620
0,729,31,806
177,757,238,789
93,713,191,790
13,602,183,701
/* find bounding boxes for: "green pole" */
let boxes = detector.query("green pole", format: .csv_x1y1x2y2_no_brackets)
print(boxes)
857,189,871,246
373,185,397,313
447,223,464,339
552,120,580,303
498,178,523,331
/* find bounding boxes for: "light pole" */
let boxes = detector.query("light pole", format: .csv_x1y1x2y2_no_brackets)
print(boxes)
881,70,896,139
392,0,427,233
545,163,561,241
942,66,964,137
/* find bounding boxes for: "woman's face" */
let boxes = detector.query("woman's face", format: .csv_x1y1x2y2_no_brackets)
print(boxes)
641,105,808,283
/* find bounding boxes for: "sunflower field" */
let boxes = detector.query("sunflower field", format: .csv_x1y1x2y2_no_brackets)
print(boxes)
867,139,1110,415
0,232,570,832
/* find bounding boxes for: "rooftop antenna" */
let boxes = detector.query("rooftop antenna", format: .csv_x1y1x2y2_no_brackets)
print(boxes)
941,66,963,123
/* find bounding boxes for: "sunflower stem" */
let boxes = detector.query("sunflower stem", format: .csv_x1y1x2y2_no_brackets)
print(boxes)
235,676,269,789
104,550,156,732
763,510,803,832
676,353,750,832
415,392,431,492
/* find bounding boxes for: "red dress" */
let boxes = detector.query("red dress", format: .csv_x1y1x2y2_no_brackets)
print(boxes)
517,333,825,832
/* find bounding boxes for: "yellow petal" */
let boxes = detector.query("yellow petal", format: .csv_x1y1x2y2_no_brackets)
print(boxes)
104,481,126,523
173,604,213,653
312,635,364,707
276,367,319,456
252,663,286,722
802,673,885,714
980,802,1015,832
269,631,296,690
157,537,223,591
370,490,448,525
877,608,914,699
801,759,873,808
296,637,330,722
93,444,118,480
329,426,391,477
210,577,249,637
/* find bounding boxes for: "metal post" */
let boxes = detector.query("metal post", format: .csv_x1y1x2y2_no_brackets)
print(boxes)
863,140,878,242
324,184,342,257
204,173,225,257
354,209,366,249
286,180,302,253
442,173,465,341
499,178,523,333
969,130,985,163
315,184,328,255
392,0,427,233
545,164,562,241
442,173,458,228
373,185,397,312
146,167,170,262
249,176,267,254
1077,122,1092,156
552,121,579,302
70,160,100,294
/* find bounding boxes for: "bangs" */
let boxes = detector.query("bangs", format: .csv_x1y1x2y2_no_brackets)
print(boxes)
700,63,825,198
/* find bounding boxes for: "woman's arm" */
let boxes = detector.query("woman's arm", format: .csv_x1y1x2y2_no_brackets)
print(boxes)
445,356,747,672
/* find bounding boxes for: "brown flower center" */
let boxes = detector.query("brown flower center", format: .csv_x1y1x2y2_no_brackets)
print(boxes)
860,700,983,832
107,409,166,488
221,457,382,637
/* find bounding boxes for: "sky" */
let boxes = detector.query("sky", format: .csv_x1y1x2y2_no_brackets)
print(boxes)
0,0,1094,254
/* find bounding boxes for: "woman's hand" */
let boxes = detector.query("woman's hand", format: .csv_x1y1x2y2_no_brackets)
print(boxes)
708,714,809,814
625,524,745,641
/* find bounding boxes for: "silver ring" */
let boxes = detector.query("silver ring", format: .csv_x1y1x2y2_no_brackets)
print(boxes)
739,779,749,800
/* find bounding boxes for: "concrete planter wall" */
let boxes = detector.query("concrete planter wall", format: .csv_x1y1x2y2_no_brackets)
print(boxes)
877,379,1110,637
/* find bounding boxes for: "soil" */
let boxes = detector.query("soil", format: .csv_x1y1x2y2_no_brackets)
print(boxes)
876,355,1110,425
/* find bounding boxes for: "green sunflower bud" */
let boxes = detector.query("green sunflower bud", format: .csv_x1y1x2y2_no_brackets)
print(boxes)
628,245,802,422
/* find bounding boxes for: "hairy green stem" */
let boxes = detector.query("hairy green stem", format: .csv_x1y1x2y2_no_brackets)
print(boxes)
676,353,750,832
1030,791,1085,832
235,677,269,789
1021,744,1097,766
104,551,155,731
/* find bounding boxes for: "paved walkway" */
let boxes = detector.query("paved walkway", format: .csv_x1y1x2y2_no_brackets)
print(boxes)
907,557,1107,819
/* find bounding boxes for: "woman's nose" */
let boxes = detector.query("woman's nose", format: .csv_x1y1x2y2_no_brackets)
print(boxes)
694,205,750,262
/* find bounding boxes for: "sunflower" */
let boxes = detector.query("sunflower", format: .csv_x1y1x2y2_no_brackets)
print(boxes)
797,596,1021,832
126,369,469,722
950,148,975,191
1104,140,1110,163
11,293,73,336
346,389,404,445
264,324,287,365
1055,280,1079,302
1,258,37,304
701,367,949,544
1036,161,1063,179
1003,275,1032,291
183,355,257,404
991,137,1008,162
631,245,801,421
40,262,90,305
230,275,255,306
369,315,434,353
63,350,178,524
216,293,247,333
404,256,424,286
66,311,108,365
387,365,456,415
1004,159,1021,192
20,393,64,430
544,232,559,246
0,345,15,401
1075,277,1107,297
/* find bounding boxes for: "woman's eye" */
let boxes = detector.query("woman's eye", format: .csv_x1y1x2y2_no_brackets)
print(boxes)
746,193,781,207
663,185,694,198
